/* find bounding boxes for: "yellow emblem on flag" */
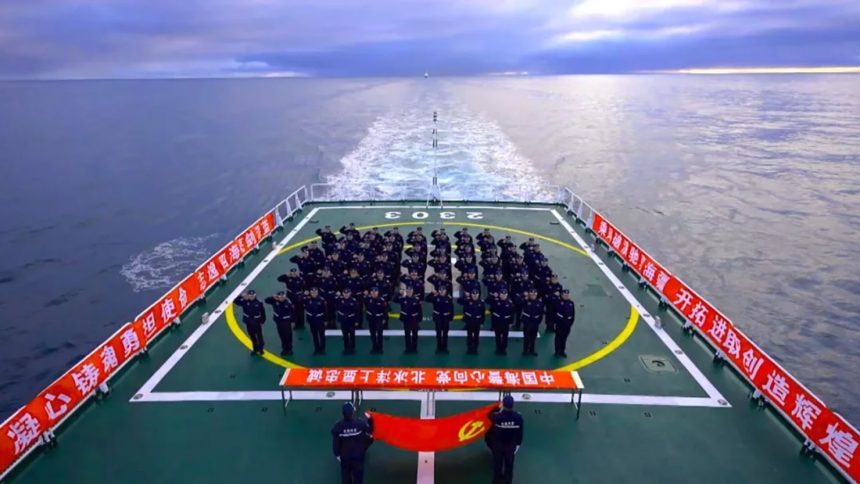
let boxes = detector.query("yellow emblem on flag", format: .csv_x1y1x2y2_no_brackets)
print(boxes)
458,419,486,442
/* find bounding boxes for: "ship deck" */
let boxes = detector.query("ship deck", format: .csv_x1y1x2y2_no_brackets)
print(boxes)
5,202,845,483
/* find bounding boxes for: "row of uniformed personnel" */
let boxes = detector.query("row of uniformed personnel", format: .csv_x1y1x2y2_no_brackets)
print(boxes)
233,282,576,358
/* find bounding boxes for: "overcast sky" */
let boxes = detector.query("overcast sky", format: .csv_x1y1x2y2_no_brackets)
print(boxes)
1,0,859,79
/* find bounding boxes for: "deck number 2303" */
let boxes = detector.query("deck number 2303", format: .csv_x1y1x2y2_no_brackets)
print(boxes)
384,211,483,220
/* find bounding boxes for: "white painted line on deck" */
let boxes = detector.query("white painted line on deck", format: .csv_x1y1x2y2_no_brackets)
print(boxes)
550,209,727,405
324,329,528,338
133,208,320,399
135,389,726,408
417,396,436,484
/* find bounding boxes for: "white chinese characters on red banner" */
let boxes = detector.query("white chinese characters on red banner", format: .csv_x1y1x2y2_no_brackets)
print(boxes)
1,210,276,476
281,367,581,391
591,213,858,480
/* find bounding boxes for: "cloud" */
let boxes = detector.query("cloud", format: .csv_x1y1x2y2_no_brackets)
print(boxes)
0,0,858,78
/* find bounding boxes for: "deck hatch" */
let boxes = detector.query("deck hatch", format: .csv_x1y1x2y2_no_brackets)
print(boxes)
639,355,678,373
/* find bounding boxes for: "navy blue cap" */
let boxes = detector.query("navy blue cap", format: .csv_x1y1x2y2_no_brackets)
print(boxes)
499,287,508,294
502,395,514,409
247,289,256,296
370,286,379,292
343,287,352,293
276,291,286,296
471,289,480,295
563,289,570,294
290,268,297,272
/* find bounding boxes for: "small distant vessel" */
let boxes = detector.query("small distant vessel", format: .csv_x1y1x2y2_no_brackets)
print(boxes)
424,72,429,78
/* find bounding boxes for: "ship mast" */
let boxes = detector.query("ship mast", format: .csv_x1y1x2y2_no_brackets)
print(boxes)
427,110,443,208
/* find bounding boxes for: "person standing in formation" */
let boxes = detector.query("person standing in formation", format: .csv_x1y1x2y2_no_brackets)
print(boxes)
264,291,293,355
234,290,266,355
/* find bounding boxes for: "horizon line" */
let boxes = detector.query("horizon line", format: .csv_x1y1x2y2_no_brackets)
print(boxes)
3,67,860,82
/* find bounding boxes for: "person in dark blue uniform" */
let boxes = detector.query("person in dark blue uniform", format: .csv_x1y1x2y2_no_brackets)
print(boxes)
483,271,507,305
543,274,563,333
455,253,478,276
459,289,485,355
332,401,374,484
328,251,348,277
480,254,501,279
476,228,495,252
335,288,360,354
425,287,454,354
554,289,576,357
487,288,514,355
427,270,453,295
315,225,338,254
308,241,326,268
454,227,473,245
234,290,266,355
264,291,294,355
316,267,339,329
402,253,426,279
394,286,422,354
364,287,389,354
486,395,523,484
521,289,544,356
404,270,425,299
509,272,529,329
290,247,319,282
456,269,481,297
407,227,426,244
339,222,360,239
344,269,366,327
428,254,452,279
302,287,327,354
277,269,305,329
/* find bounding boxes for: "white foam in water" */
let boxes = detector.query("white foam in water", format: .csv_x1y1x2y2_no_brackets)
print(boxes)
326,101,552,201
120,235,217,292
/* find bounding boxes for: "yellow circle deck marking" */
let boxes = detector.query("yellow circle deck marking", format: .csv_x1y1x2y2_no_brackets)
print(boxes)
227,218,639,372
556,305,639,372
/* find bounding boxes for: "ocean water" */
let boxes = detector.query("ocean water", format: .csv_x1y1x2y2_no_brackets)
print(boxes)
0,76,858,425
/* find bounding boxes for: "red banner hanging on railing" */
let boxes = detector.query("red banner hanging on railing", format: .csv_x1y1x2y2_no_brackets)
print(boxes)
591,212,859,480
1,210,277,477
367,403,498,452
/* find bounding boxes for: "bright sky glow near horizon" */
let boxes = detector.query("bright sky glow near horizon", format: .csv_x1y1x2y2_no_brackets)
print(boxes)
0,0,859,79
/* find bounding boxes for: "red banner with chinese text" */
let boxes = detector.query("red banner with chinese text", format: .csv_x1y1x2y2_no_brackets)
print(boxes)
1,210,276,477
280,367,582,391
367,403,498,452
591,212,859,481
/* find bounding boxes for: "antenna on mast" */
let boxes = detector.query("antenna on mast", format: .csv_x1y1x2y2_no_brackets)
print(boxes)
427,111,442,208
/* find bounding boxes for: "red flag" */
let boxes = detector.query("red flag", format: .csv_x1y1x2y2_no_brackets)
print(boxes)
367,402,498,452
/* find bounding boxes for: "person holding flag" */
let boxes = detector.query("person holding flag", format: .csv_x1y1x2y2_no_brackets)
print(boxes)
331,402,374,484
486,395,523,484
